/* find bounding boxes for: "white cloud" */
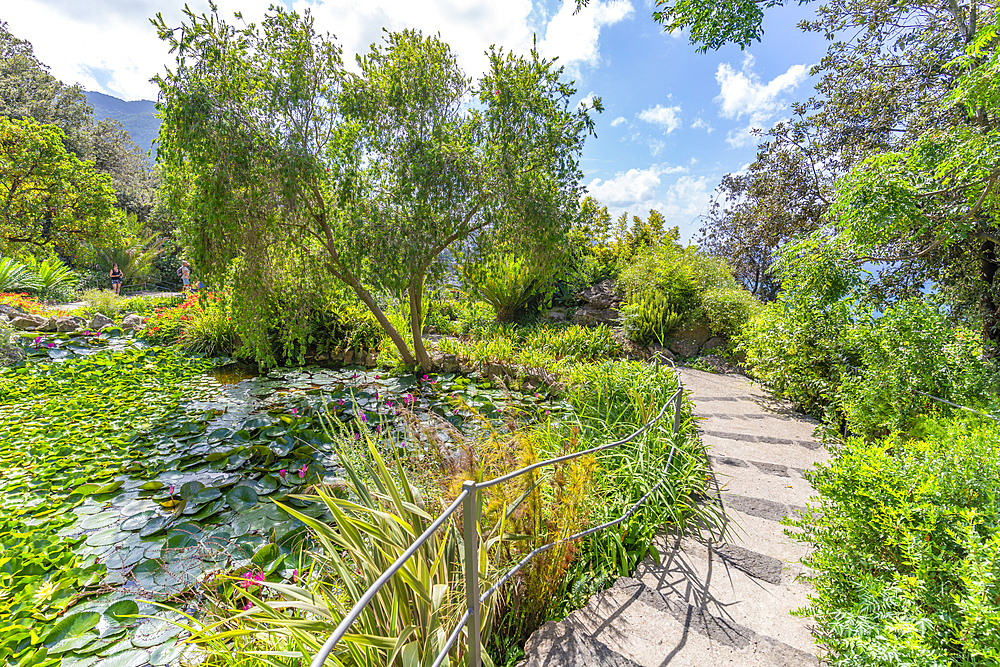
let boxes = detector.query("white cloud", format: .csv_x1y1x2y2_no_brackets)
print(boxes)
578,91,598,110
714,54,807,147
690,117,713,133
4,0,536,101
586,163,689,206
637,104,682,133
539,0,633,73
611,116,627,127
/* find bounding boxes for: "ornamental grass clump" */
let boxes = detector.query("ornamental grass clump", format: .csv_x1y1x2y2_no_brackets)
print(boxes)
462,254,546,323
183,428,497,667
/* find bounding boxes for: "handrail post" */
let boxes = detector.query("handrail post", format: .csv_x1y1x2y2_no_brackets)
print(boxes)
672,388,682,435
462,480,481,667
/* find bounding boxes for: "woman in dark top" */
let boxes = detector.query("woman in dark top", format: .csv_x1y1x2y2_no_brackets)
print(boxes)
109,263,123,295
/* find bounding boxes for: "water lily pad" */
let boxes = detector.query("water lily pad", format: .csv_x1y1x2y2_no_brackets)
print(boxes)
179,481,204,499
148,639,181,666
86,528,126,547
45,611,101,647
104,600,139,626
118,500,157,517
79,512,119,530
139,515,169,538
120,510,157,531
191,487,222,503
226,485,258,512
92,648,149,667
139,481,165,491
48,631,99,654
131,618,184,648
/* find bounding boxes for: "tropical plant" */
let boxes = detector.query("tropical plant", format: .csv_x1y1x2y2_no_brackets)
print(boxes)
184,431,497,667
92,230,168,288
620,292,683,347
22,255,78,301
462,254,546,323
0,257,40,292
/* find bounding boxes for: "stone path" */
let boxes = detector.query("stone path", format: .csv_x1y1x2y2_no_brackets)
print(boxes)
519,368,831,667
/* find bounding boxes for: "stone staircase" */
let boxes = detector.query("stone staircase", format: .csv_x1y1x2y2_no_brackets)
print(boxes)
518,368,830,667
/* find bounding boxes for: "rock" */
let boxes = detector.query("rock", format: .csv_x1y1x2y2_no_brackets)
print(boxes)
578,279,621,310
572,305,620,327
90,313,113,330
343,349,354,364
0,304,26,317
543,309,567,323
669,321,711,358
701,336,727,353
440,353,460,373
10,313,49,330
315,352,330,361
55,316,81,333
122,313,145,330
648,344,676,363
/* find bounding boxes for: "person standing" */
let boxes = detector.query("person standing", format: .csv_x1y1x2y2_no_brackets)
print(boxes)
109,263,123,295
179,261,191,292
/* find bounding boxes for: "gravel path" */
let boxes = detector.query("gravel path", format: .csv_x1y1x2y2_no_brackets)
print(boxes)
520,368,830,667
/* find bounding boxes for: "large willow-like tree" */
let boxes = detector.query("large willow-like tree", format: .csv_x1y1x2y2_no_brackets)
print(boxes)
153,6,597,370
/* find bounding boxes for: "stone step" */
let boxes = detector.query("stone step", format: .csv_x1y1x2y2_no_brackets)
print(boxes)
701,432,828,471
520,576,818,667
698,415,821,441
713,467,817,508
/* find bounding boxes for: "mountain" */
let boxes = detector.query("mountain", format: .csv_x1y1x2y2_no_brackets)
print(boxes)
84,90,160,155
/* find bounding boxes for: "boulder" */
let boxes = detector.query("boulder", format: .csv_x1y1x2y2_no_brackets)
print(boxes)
669,321,711,358
10,313,49,330
543,309,567,323
578,279,620,310
122,313,145,331
572,306,620,327
0,304,26,317
647,344,676,363
90,313,113,330
55,316,81,333
440,353,460,373
701,336,727,353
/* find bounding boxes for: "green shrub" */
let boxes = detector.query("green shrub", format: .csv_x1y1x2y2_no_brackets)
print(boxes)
0,258,40,293
790,416,1000,666
80,288,124,318
180,295,240,356
618,248,698,315
702,286,758,338
463,254,545,323
837,299,999,439
22,256,78,302
523,324,622,362
620,292,683,346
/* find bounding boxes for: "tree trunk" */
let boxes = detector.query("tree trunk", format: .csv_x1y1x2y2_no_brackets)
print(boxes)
341,272,417,367
409,276,433,372
980,239,999,357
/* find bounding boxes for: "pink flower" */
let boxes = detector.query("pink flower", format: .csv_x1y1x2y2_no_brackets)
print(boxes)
386,400,394,408
421,374,429,382
351,373,358,380
337,399,345,406
403,393,414,405
291,408,298,415
32,337,41,345
168,485,175,496
241,601,251,611
46,342,55,348
279,469,286,480
292,569,299,583
298,463,308,479
374,391,379,399
359,412,367,422
375,424,382,433
375,375,380,379
354,433,360,440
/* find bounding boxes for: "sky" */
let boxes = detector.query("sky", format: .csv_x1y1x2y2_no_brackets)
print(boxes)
3,0,831,242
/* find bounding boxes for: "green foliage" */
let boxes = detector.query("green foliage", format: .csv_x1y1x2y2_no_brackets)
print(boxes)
22,255,78,301
463,254,546,323
187,432,496,667
837,299,999,439
91,228,168,287
0,256,41,292
154,6,596,371
620,292,682,346
790,416,1000,666
0,318,22,365
522,324,621,363
650,0,778,52
0,117,120,259
0,348,212,665
701,286,758,338
179,294,240,356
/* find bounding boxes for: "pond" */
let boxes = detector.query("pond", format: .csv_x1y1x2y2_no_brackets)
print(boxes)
1,331,568,667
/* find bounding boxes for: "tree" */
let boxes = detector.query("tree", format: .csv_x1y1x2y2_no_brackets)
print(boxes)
91,118,158,219
154,7,597,370
0,117,119,259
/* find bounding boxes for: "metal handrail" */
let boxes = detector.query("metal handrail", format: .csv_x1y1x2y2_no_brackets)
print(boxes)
310,377,687,667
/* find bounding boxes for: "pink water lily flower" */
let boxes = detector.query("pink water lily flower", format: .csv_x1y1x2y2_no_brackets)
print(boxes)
241,601,251,611
279,469,287,480
292,569,299,583
46,342,55,348
359,412,367,422
291,408,298,415
32,336,41,345
298,463,308,479
403,393,415,405
375,424,382,433
337,399,345,406
421,374,429,382
386,400,394,408
168,485,175,496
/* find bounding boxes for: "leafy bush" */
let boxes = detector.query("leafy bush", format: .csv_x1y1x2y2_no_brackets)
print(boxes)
79,289,125,318
179,294,240,356
0,258,41,293
136,293,204,344
836,299,999,439
463,254,546,323
790,416,1000,666
620,292,683,346
22,256,78,302
523,324,622,362
618,248,698,315
702,286,758,338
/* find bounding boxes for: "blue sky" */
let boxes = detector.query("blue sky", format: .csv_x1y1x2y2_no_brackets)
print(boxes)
4,0,831,242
